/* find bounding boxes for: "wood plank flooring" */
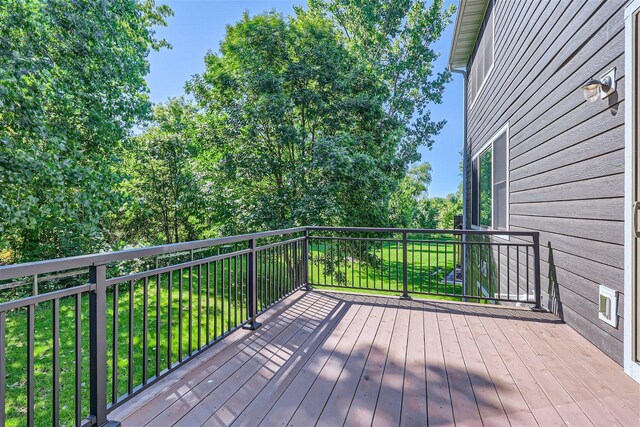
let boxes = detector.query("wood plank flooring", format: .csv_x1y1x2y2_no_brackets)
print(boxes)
110,291,640,427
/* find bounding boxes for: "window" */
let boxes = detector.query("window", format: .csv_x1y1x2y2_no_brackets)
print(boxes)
472,124,509,230
468,0,494,107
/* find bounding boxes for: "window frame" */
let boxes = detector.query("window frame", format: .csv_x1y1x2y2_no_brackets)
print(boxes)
471,123,510,238
468,0,495,110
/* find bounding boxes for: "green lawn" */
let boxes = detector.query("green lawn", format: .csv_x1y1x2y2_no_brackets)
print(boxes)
308,238,465,301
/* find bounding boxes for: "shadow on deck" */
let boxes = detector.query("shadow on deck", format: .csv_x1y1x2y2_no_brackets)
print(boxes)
110,290,640,426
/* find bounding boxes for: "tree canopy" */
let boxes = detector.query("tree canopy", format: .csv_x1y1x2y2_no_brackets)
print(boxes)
1,0,458,263
187,10,403,232
0,0,171,262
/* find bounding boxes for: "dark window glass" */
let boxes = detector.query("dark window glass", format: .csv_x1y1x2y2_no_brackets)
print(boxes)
472,127,508,229
479,148,492,227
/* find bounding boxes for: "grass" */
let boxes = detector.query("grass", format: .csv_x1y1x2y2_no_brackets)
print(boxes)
308,239,465,301
2,238,479,426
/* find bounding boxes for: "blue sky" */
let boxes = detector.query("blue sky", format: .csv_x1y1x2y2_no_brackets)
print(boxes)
146,0,463,198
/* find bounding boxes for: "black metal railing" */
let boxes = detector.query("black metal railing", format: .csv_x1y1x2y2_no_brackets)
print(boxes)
0,226,540,426
306,227,541,307
0,228,306,427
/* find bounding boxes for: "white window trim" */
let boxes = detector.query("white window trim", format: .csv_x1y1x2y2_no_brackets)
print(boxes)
623,0,640,383
471,123,510,240
469,62,494,111
469,0,495,111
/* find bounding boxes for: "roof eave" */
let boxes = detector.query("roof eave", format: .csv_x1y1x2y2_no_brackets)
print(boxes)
448,0,490,70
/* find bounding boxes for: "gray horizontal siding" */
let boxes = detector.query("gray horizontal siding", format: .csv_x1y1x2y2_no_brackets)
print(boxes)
464,0,627,363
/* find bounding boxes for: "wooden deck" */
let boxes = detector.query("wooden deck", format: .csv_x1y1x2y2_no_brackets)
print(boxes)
110,291,640,427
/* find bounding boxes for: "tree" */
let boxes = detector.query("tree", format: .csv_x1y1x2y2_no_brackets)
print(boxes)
389,162,431,227
308,0,455,164
187,10,403,232
0,0,171,261
115,98,219,245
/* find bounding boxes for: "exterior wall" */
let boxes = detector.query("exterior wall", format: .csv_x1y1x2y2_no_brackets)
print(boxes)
465,0,627,364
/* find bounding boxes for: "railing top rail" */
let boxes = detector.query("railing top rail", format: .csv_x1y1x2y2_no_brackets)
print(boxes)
307,226,540,237
0,225,540,281
0,227,306,281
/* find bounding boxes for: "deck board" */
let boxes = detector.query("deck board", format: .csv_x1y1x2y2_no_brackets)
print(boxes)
110,290,640,427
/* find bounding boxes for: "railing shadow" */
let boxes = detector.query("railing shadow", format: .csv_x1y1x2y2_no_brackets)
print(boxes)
546,242,564,320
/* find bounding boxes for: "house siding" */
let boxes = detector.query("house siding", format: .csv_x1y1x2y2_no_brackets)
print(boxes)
465,0,627,364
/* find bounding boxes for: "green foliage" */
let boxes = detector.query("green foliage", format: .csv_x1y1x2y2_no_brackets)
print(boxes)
390,160,462,230
0,0,171,262
389,162,431,227
308,0,456,164
1,0,456,262
187,10,404,232
422,193,462,229
115,98,220,245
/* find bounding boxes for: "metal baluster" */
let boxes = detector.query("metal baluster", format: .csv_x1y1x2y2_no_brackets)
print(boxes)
128,281,134,394
52,299,60,426
500,245,505,301
420,240,423,293
372,241,376,289
222,258,226,333
227,256,231,332
358,240,362,288
27,304,34,427
112,283,119,403
206,262,210,343
401,232,409,299
526,246,530,301
214,261,218,339
444,240,449,289
188,266,193,356
365,240,369,289
516,245,521,302
234,255,238,327
507,245,511,303
487,244,492,299
178,270,183,362
427,241,431,292
388,241,391,290
198,264,202,349
436,242,440,295
325,239,329,286
156,273,161,375
168,272,173,369
396,239,399,288
411,237,415,293
0,311,5,426
143,276,148,384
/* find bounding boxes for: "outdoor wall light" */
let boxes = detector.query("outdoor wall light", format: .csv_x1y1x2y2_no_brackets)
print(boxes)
581,67,616,102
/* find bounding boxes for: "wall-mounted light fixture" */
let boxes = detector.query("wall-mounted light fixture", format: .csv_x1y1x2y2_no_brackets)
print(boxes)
581,67,616,102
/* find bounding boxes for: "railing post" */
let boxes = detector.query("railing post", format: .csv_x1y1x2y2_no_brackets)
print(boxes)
400,232,411,300
532,232,543,311
303,229,311,290
244,238,262,330
89,265,119,426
